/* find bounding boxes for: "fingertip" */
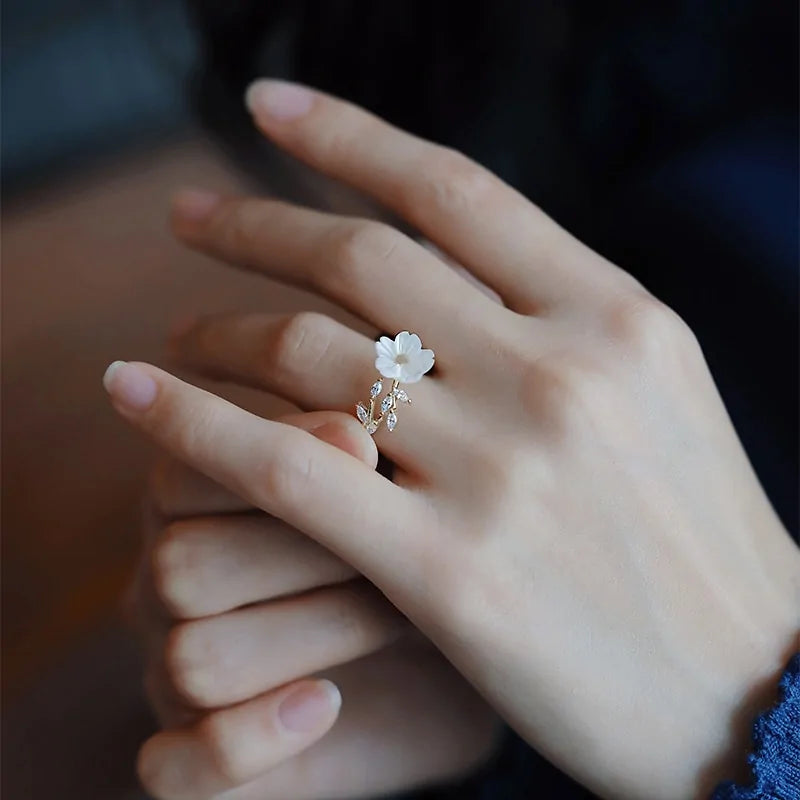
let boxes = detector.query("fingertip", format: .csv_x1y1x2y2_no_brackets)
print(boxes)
245,79,316,123
171,188,221,229
103,360,158,413
277,678,342,735
313,417,379,468
279,411,379,468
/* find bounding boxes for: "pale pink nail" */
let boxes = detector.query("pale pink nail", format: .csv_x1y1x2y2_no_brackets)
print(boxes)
278,680,341,733
172,188,221,222
103,361,157,411
245,80,315,121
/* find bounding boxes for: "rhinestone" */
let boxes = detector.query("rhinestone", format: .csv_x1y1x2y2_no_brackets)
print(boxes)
393,389,409,403
370,381,383,398
366,420,379,434
386,412,397,431
356,403,369,424
380,395,393,413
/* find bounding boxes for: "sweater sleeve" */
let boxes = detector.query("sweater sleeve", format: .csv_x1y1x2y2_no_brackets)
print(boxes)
712,653,800,800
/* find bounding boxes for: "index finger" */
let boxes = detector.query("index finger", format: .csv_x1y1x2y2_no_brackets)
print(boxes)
103,360,427,590
245,80,631,310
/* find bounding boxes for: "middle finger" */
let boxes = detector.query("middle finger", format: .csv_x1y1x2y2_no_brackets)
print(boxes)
171,192,505,347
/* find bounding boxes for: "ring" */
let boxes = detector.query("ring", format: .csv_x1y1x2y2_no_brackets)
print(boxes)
356,331,435,434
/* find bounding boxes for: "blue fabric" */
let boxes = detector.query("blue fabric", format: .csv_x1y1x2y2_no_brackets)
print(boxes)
713,654,800,800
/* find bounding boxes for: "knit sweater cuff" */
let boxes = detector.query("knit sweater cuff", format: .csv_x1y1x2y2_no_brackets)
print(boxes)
712,653,800,800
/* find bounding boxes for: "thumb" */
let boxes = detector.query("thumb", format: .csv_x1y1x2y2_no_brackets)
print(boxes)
281,410,378,469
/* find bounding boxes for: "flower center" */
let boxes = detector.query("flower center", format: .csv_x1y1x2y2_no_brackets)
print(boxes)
395,354,409,365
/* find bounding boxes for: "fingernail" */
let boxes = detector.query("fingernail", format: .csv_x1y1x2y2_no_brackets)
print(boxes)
311,421,344,438
278,680,341,733
245,80,315,121
103,361,158,412
172,188,221,223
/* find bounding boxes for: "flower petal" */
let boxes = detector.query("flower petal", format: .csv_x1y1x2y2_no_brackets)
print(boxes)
394,331,412,354
417,348,435,372
375,355,401,379
400,348,435,383
405,333,423,354
375,336,397,360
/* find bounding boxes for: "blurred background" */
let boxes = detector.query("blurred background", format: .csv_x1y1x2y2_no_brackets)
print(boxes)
2,2,797,799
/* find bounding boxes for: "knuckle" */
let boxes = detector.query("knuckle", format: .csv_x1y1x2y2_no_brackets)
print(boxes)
415,146,496,214
164,620,216,706
322,222,402,291
198,714,247,785
251,430,315,516
136,739,165,798
605,293,697,356
167,403,222,465
151,522,201,619
263,312,336,383
210,198,264,259
313,109,380,164
465,443,521,496
521,354,607,432
320,585,387,648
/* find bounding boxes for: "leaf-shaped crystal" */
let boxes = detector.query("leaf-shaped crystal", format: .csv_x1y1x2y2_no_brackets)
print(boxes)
380,395,393,413
386,412,397,431
393,389,409,403
370,381,383,398
366,420,379,434
356,403,369,424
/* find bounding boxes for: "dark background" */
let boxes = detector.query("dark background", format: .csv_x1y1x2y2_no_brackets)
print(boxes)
2,2,797,798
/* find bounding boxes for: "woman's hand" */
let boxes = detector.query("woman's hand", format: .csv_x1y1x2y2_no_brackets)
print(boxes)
107,81,800,800
127,411,499,799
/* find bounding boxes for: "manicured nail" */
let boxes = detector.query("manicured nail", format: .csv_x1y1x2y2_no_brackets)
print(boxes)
103,361,158,412
278,680,341,733
245,80,315,121
172,188,221,223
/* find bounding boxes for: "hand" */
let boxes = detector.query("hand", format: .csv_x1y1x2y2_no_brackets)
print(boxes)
106,81,800,800
127,411,499,800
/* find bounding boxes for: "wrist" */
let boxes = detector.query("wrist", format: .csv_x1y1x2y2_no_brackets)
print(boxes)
695,537,799,797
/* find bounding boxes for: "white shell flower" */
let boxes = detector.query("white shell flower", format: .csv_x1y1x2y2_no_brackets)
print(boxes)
374,331,434,384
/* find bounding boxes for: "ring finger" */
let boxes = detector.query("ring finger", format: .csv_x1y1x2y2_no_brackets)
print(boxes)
169,310,454,468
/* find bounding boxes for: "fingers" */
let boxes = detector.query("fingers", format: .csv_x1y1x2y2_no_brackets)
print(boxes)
171,189,500,345
149,410,378,520
242,80,632,311
166,311,449,464
168,311,421,409
138,679,341,800
152,515,357,618
164,581,406,708
168,313,375,404
103,361,431,594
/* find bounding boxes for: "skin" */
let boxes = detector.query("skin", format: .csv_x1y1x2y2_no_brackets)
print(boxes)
128,413,500,799
111,80,800,800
